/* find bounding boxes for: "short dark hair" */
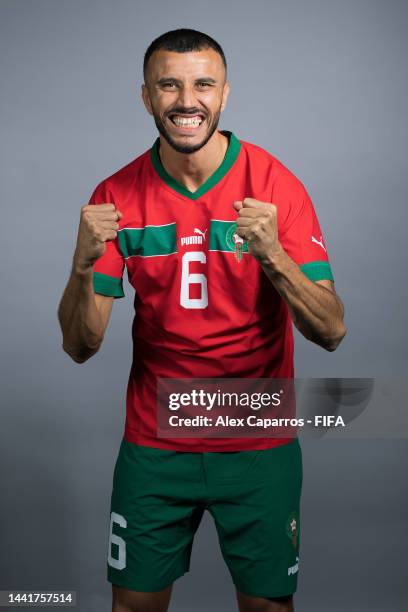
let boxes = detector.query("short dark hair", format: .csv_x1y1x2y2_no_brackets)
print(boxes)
143,28,227,81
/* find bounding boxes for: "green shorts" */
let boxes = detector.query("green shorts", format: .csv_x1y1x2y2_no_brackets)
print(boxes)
107,438,303,598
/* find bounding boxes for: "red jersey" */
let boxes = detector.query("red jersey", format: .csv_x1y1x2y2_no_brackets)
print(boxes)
89,130,334,451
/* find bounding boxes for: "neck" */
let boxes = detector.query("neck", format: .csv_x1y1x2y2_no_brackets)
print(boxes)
158,130,229,193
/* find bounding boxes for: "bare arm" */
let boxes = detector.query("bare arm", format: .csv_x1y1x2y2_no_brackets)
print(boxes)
259,250,346,351
58,202,122,363
234,198,346,352
58,263,114,363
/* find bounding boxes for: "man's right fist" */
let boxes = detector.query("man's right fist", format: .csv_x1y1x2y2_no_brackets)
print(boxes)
74,203,123,271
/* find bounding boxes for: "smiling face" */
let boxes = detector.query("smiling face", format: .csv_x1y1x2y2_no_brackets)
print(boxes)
142,47,230,154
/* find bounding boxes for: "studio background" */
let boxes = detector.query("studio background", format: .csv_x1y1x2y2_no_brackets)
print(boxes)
1,0,407,610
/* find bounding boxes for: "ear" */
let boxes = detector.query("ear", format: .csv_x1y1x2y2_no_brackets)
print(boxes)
220,80,231,112
141,83,153,116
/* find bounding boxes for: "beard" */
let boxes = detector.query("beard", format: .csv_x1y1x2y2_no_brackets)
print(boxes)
151,105,222,154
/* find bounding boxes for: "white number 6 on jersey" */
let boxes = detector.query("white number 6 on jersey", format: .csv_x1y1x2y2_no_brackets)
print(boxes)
180,251,208,309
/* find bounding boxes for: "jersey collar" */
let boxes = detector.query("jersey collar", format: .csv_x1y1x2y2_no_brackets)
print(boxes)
150,130,241,201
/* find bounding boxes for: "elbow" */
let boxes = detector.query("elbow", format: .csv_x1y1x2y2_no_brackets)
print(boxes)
62,341,101,364
69,352,91,364
322,323,347,352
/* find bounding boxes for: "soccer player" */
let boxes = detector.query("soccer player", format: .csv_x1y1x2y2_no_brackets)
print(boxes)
58,28,346,612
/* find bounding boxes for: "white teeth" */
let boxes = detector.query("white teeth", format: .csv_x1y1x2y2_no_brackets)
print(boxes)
172,115,203,127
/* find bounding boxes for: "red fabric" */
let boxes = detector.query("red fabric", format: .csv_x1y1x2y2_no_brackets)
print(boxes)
89,132,331,451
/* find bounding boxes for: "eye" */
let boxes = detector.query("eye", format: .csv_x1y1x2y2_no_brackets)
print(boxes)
197,82,212,88
162,82,176,89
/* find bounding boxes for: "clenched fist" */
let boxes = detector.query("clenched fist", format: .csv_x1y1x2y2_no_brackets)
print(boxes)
233,198,281,263
74,203,122,271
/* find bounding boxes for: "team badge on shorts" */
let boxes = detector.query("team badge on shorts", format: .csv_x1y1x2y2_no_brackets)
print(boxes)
226,223,247,262
286,511,299,548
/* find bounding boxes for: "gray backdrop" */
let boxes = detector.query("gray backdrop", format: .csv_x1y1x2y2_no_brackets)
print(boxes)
1,0,407,610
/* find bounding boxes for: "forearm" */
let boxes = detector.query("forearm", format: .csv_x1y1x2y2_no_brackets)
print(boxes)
260,246,346,351
58,255,104,363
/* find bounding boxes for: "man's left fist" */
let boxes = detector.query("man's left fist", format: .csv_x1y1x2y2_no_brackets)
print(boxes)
233,198,281,263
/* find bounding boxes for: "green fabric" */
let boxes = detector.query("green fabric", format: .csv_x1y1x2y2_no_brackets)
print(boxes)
118,224,177,258
93,271,124,298
107,438,302,596
300,261,334,282
150,130,242,200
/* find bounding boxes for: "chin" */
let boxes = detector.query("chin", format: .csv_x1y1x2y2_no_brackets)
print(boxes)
168,139,209,154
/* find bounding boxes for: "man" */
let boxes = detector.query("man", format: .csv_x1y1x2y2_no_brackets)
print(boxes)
58,28,345,612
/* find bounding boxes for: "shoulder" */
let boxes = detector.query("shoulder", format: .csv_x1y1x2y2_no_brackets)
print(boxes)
239,136,308,199
91,147,151,199
238,136,315,230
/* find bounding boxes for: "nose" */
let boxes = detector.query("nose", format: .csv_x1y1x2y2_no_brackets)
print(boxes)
177,84,197,110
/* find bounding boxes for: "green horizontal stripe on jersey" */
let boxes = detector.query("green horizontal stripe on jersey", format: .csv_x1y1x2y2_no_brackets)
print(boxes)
118,224,177,258
209,220,249,253
300,261,334,281
93,272,125,298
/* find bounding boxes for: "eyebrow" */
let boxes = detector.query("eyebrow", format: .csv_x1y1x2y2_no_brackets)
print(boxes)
156,77,217,85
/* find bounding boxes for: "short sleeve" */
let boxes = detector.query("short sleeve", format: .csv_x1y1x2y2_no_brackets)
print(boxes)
88,181,125,298
279,184,334,282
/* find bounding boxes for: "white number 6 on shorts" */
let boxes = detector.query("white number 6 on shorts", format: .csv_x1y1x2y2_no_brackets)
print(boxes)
107,511,127,570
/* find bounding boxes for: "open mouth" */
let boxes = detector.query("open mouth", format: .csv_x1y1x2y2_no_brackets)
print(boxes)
168,113,205,129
